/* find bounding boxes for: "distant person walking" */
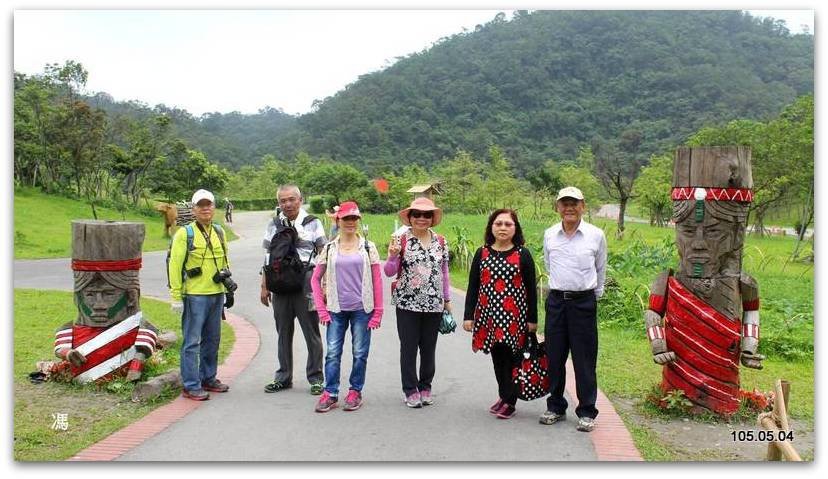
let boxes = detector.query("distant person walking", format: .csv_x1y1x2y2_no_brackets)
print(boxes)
325,205,340,238
384,197,450,408
260,184,327,395
310,201,383,412
224,198,234,224
538,186,607,432
463,209,537,419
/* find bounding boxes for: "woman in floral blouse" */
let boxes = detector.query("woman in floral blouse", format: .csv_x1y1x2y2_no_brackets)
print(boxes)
463,209,537,419
384,197,450,408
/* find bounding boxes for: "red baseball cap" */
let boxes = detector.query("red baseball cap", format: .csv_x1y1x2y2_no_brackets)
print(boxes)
335,201,361,219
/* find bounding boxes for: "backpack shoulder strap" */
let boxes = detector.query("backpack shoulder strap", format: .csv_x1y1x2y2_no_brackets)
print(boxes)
301,214,319,226
184,223,195,252
213,224,225,243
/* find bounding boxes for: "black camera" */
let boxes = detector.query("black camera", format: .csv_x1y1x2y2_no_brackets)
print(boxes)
224,291,235,309
213,268,238,292
185,266,202,278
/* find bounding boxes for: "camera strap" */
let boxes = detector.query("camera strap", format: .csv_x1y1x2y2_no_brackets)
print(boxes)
196,222,227,271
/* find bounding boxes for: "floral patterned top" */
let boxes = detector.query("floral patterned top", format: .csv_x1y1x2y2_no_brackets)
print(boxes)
384,230,450,313
464,245,537,355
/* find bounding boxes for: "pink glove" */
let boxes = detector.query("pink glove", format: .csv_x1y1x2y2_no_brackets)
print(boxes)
368,310,382,330
318,309,331,325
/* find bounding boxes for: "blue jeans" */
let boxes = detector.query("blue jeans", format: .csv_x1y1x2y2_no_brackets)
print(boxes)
180,293,224,392
324,310,372,397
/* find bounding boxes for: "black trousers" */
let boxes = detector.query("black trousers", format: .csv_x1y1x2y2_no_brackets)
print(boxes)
491,343,518,406
271,291,324,385
544,293,599,419
395,308,441,395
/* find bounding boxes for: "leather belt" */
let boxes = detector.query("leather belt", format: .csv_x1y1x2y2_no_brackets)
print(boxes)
549,289,594,301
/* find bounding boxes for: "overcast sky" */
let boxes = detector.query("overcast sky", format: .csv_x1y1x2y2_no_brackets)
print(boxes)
13,8,814,117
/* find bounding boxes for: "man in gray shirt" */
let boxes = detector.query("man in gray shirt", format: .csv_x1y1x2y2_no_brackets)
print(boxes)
538,186,607,432
260,184,327,395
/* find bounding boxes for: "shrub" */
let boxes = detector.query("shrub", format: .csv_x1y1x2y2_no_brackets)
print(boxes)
308,195,326,214
598,276,647,329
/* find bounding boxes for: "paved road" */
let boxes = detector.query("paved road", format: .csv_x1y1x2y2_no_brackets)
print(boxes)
14,211,596,461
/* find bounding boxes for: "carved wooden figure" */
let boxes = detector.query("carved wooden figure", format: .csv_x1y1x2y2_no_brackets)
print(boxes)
54,221,159,383
644,146,763,415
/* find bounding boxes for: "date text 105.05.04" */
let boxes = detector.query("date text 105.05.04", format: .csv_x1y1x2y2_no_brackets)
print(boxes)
731,430,794,442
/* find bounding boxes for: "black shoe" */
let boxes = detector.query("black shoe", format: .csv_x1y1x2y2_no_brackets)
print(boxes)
264,380,292,393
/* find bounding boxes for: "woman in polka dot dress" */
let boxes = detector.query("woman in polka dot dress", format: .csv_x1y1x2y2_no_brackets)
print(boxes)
463,209,538,419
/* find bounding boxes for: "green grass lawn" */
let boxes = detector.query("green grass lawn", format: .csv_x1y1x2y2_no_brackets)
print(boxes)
14,187,236,259
13,289,235,461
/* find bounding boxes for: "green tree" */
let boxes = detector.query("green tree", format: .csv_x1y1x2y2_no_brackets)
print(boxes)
302,161,368,203
526,160,561,220
483,145,522,211
633,154,673,227
558,164,602,211
594,133,645,239
146,148,229,201
434,150,484,213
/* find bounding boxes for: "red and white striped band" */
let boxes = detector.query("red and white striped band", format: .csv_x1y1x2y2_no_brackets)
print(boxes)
647,325,665,341
671,187,754,202
742,323,760,339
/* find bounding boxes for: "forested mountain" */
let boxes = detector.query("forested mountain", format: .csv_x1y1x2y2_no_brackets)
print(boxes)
87,93,296,169
87,10,812,175
282,10,812,175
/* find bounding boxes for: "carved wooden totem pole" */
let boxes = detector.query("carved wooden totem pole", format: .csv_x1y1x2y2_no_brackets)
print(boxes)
53,221,159,383
644,146,763,415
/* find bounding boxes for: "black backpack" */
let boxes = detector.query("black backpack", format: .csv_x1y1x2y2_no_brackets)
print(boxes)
263,215,318,294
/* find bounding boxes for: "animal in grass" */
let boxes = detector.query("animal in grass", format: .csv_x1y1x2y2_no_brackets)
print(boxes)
52,221,159,383
155,202,178,237
644,146,763,416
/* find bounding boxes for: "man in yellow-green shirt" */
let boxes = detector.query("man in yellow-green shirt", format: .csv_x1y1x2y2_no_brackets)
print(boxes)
169,189,233,401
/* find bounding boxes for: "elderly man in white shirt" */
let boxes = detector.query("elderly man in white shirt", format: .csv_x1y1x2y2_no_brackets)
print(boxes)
260,184,327,395
538,186,607,433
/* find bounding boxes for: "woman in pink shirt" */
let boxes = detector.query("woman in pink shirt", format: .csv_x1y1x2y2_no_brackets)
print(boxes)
310,201,383,412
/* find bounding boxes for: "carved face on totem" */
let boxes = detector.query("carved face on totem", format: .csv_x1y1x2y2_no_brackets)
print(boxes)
673,189,748,279
74,273,139,327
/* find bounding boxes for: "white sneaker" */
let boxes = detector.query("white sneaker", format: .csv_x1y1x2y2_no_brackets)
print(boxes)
404,391,422,408
576,416,595,432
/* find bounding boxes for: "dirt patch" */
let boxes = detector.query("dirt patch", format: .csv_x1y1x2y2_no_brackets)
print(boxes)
614,397,814,461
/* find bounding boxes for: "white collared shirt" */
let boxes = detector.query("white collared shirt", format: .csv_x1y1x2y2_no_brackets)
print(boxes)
543,220,607,298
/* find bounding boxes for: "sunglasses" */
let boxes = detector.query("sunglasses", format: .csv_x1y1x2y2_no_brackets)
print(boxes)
340,215,360,222
493,221,515,228
410,210,434,219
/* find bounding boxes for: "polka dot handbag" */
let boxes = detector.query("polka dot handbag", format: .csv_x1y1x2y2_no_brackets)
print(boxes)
512,332,550,401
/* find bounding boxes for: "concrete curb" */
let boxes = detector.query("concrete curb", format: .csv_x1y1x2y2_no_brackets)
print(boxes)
564,360,643,461
67,312,260,461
